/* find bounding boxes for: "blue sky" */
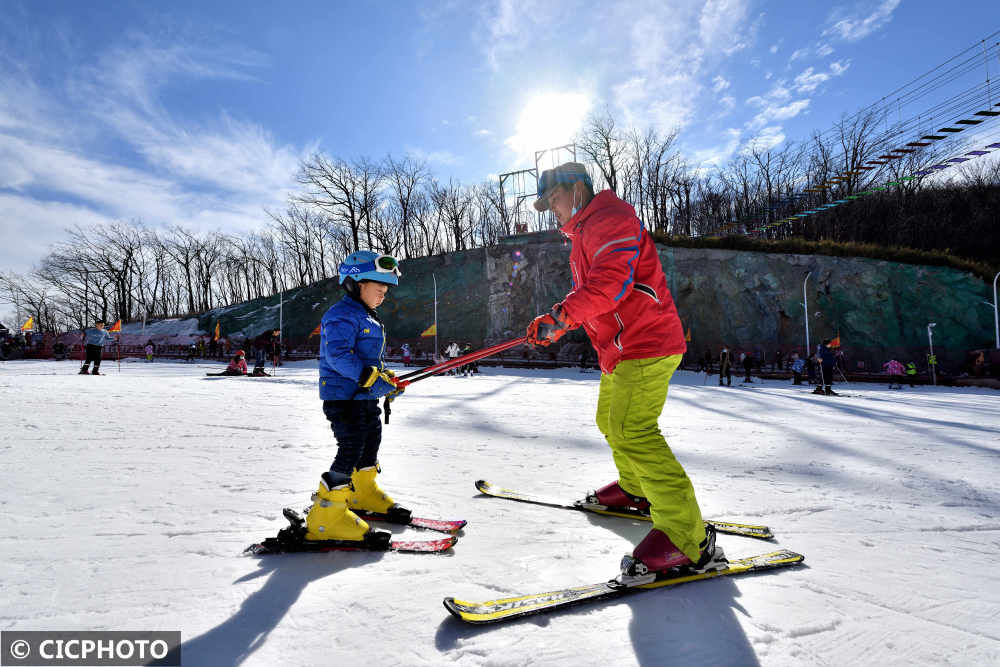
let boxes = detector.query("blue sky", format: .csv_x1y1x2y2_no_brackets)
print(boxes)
1,0,997,279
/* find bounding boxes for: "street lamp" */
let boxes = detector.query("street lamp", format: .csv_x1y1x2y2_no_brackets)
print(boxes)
992,271,999,349
803,271,811,356
927,322,937,386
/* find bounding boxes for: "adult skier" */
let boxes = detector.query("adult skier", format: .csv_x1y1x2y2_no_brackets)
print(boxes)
741,351,753,383
445,341,461,375
303,251,407,548
719,345,732,386
814,339,839,396
252,330,279,376
526,161,723,577
78,319,117,375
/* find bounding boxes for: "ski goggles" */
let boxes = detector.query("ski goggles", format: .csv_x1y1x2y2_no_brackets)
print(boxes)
357,254,402,277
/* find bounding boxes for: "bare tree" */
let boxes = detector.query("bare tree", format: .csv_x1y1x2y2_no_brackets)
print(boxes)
384,155,429,259
577,109,627,195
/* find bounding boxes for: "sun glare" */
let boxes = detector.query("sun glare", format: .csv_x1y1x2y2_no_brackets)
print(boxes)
505,92,591,158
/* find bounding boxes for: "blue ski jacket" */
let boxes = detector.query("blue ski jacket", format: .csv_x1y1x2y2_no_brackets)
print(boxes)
83,328,116,347
318,295,396,401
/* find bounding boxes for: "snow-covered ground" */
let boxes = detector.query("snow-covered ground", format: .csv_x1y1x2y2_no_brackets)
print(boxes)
1,358,998,666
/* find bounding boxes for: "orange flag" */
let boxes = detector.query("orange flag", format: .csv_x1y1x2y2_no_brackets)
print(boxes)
309,323,321,337
213,321,221,341
829,334,841,348
108,319,122,332
685,327,692,342
20,316,34,331
420,324,437,337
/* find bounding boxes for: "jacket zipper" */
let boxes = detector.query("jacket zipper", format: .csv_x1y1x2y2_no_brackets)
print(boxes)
613,313,624,352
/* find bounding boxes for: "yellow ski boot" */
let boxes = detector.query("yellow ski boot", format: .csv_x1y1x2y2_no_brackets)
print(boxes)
305,472,389,548
350,464,412,524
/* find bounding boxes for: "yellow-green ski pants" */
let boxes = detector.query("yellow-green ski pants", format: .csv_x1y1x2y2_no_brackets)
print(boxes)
595,354,705,560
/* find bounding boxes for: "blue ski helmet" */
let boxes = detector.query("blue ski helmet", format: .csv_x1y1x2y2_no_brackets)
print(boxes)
338,251,401,286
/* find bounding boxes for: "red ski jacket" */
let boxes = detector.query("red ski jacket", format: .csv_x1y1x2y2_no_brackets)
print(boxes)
558,190,686,374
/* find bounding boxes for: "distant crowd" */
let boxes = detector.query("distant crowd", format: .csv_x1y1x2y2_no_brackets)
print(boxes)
1,321,995,385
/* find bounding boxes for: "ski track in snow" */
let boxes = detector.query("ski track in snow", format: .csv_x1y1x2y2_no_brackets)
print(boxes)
1,359,999,666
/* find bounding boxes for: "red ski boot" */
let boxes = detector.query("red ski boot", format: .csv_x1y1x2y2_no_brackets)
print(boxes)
620,524,727,581
583,481,651,514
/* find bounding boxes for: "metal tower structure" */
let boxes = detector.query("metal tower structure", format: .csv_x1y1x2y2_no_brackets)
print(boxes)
497,143,579,235
498,168,538,234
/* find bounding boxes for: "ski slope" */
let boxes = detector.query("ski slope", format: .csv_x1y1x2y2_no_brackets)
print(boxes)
1,358,998,666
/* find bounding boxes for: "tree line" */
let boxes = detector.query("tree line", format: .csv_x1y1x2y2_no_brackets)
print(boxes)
3,106,998,334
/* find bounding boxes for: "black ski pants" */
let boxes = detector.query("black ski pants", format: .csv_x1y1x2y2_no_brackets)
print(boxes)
324,399,382,475
82,344,104,370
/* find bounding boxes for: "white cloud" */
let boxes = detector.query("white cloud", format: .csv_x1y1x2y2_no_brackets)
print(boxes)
474,0,759,142
699,0,754,55
404,146,462,166
794,60,850,93
712,76,731,93
0,28,313,276
746,125,786,152
789,48,810,63
479,0,559,71
816,43,835,57
830,60,850,76
823,0,902,42
768,99,810,121
0,194,112,275
690,127,742,167
747,96,811,130
794,67,830,93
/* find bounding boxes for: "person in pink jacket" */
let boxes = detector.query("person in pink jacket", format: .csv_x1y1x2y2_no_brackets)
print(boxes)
883,359,905,389
224,350,248,376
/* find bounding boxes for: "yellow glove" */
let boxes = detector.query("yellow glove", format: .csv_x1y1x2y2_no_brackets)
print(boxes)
359,366,399,389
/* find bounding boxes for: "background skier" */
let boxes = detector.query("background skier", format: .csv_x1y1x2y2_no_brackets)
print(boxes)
741,351,753,383
719,345,732,386
78,319,117,375
883,358,905,389
221,350,248,376
526,161,723,578
791,353,804,384
445,341,460,375
815,339,839,396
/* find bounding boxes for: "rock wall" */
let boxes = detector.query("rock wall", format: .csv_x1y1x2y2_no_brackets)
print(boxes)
202,233,996,372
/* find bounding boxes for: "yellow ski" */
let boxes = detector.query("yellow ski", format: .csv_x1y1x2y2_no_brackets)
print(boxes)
444,549,804,624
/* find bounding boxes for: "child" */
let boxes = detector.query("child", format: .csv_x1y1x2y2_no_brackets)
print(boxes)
304,251,407,548
223,350,248,376
144,343,154,363
883,359,905,390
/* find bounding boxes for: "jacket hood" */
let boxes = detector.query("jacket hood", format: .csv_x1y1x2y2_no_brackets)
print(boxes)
560,190,637,239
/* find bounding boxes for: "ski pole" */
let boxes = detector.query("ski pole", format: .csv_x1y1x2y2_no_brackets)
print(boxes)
395,336,527,387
